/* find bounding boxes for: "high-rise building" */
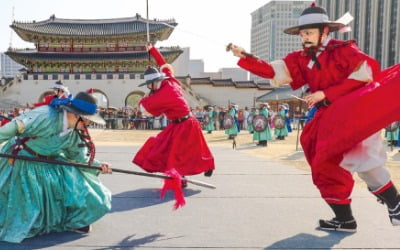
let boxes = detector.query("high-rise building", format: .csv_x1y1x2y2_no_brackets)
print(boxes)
250,0,312,82
189,59,205,77
0,53,24,78
316,0,400,69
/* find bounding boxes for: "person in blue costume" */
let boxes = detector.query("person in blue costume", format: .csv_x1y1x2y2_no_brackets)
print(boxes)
234,104,241,133
282,103,293,133
0,92,112,243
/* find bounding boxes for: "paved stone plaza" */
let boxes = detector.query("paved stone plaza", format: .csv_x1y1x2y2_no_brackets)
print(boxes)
1,145,400,249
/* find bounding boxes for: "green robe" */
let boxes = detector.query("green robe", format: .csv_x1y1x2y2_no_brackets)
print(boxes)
274,110,289,137
253,108,272,141
205,110,215,132
0,106,111,243
248,111,256,133
386,127,399,142
224,108,238,136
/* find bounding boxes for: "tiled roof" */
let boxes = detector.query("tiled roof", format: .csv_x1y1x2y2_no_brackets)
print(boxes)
11,14,177,37
211,79,234,86
188,77,271,90
256,85,304,101
6,48,182,62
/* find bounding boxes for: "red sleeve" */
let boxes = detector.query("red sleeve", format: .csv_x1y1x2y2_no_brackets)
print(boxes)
283,51,307,90
149,47,174,78
237,56,275,79
33,95,54,107
139,86,170,117
323,43,380,102
149,47,166,66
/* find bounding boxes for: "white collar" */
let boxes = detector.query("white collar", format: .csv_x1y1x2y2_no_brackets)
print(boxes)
307,36,331,69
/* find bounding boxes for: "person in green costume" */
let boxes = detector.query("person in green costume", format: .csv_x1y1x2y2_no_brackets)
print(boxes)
0,92,112,243
274,104,289,140
247,107,256,134
253,103,272,146
224,104,238,139
205,107,215,134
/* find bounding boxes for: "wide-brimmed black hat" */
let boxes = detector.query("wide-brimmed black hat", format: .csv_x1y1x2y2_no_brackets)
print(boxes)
284,3,345,35
138,66,169,87
61,92,105,125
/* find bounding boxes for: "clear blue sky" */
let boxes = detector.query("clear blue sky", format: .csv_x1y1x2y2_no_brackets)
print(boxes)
0,0,272,72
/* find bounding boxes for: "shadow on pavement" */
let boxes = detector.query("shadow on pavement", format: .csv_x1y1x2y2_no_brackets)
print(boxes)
111,188,201,213
0,232,85,250
264,230,352,249
93,233,183,250
280,151,305,161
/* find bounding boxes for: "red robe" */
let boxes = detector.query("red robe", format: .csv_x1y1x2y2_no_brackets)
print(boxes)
33,95,56,107
238,39,400,204
133,47,215,176
0,119,10,127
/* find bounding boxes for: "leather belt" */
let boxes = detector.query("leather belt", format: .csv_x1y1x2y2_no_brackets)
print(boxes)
170,114,191,124
22,145,53,159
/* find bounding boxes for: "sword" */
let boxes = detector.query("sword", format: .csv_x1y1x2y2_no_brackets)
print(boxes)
0,153,216,189
226,43,258,59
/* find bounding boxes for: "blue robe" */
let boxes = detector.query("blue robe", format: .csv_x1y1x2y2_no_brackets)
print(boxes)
0,106,111,243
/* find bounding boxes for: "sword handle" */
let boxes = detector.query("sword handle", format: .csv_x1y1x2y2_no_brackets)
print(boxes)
226,43,258,59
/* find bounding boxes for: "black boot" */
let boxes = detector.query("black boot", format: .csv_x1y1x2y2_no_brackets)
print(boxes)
318,203,357,232
204,170,213,177
370,183,400,226
261,140,267,147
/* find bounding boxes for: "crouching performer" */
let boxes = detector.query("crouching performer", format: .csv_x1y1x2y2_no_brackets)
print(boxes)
229,3,400,232
133,43,215,208
0,92,112,243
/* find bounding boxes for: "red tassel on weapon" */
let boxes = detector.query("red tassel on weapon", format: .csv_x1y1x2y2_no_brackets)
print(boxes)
160,168,186,210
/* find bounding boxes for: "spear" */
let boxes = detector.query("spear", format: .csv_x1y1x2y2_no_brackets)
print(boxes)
0,153,216,189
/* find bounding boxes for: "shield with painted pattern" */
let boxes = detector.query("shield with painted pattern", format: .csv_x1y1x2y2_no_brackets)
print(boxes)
252,115,268,132
273,114,286,129
203,114,210,125
223,114,234,129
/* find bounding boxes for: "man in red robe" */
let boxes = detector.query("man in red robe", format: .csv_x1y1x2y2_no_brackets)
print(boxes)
133,43,215,190
229,3,400,232
34,80,70,107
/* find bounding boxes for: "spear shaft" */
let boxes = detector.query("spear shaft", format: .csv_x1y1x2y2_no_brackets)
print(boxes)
0,153,216,189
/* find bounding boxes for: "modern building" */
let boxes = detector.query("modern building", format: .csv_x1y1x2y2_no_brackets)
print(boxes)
0,53,24,78
220,68,248,81
188,59,205,77
250,0,312,82
316,0,400,69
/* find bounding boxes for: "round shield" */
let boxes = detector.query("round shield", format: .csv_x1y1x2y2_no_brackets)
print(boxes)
223,114,234,129
386,121,400,132
247,114,254,125
252,115,268,132
273,114,286,129
203,114,210,125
